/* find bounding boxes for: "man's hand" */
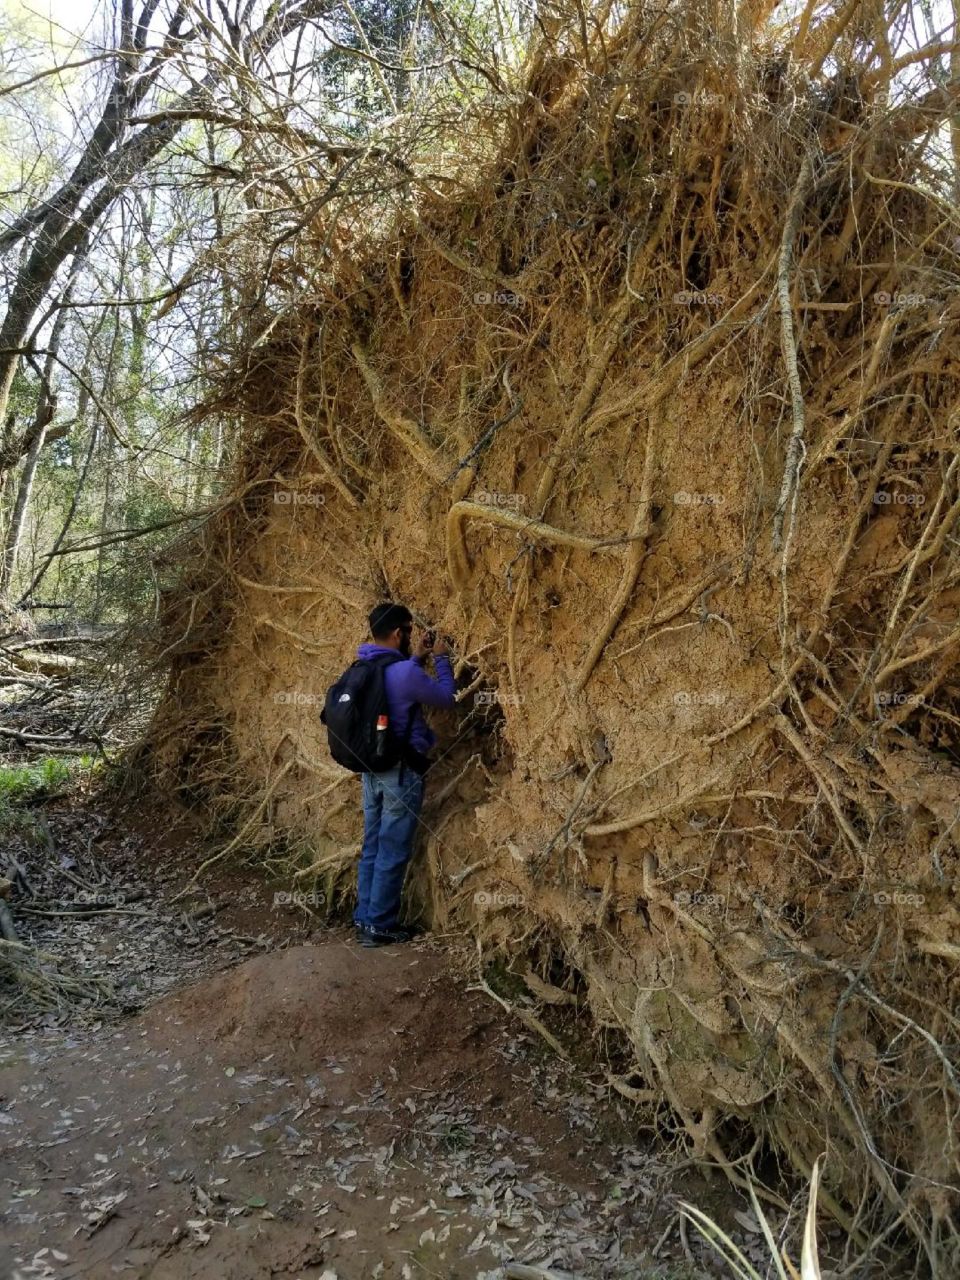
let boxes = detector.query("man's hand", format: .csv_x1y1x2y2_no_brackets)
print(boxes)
412,629,450,660
412,630,434,661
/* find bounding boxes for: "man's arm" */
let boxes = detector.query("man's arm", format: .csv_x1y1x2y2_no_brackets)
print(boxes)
407,653,456,708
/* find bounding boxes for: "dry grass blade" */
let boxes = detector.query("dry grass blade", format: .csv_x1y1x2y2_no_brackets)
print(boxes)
678,1200,763,1280
801,1156,824,1280
681,1161,825,1280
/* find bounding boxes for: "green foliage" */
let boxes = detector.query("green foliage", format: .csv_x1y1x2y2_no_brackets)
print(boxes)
0,756,71,804
6,368,39,423
0,756,71,840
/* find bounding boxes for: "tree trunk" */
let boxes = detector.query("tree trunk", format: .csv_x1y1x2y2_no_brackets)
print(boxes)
0,412,49,598
0,287,74,601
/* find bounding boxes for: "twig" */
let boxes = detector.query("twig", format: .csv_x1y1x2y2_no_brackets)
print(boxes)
474,977,569,1060
504,1265,568,1280
17,906,152,918
771,152,815,551
193,759,296,878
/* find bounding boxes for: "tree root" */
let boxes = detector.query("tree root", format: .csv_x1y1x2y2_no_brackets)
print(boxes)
351,342,451,484
572,409,658,692
474,975,570,1060
771,152,815,553
193,759,296,879
446,499,629,590
293,332,360,507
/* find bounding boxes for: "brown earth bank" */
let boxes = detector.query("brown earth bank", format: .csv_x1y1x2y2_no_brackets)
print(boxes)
138,5,960,1266
0,795,879,1280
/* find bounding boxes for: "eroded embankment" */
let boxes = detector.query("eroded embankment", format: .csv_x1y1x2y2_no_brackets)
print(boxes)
141,7,960,1261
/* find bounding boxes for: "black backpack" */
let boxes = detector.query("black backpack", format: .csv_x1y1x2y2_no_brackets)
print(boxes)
320,653,412,774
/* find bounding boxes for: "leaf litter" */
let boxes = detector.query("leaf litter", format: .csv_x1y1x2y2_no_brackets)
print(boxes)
0,810,797,1278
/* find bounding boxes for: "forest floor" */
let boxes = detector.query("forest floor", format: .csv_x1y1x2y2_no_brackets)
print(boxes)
0,792,841,1280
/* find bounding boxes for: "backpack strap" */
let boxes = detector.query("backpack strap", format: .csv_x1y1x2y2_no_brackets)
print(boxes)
365,652,417,781
366,652,404,668
397,702,416,786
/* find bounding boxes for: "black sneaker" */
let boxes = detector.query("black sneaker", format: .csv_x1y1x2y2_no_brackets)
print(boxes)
359,925,413,948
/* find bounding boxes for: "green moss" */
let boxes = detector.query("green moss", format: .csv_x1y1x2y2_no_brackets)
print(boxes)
481,956,527,1002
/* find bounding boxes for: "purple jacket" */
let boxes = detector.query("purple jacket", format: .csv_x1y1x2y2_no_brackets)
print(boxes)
356,643,456,756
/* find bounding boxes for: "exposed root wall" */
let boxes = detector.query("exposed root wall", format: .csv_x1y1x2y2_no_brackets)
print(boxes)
142,4,960,1263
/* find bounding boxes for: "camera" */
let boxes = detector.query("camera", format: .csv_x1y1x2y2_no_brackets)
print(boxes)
423,630,453,649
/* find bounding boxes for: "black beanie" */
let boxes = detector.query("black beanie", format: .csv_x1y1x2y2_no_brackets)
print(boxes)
368,602,412,638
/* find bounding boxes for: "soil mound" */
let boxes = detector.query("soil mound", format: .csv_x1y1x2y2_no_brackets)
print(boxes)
144,942,495,1086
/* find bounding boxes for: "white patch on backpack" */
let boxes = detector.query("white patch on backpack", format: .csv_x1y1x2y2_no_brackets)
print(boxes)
338,693,352,702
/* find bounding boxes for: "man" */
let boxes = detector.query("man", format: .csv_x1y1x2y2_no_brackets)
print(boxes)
354,602,456,947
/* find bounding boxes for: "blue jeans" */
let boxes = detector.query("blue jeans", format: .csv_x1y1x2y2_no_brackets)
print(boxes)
355,765,425,931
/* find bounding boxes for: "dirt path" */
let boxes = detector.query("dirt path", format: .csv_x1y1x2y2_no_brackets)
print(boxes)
0,803,758,1280
1,935,686,1279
